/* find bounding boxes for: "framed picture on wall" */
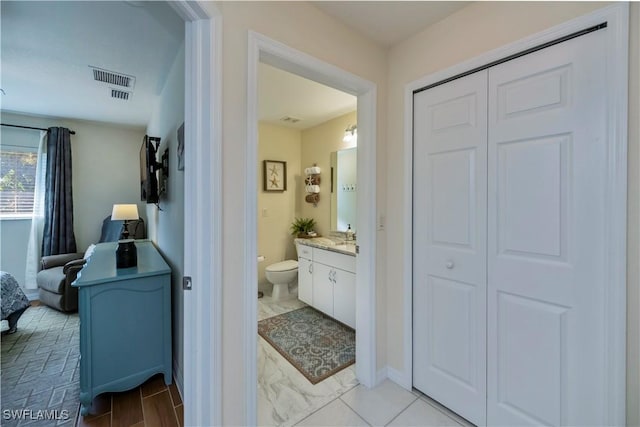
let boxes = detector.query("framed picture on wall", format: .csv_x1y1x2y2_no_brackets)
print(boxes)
263,160,286,192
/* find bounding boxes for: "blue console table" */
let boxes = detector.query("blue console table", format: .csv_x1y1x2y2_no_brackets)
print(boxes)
72,240,172,415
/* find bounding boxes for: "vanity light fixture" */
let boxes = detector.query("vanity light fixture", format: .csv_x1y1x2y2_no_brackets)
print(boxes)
343,124,357,143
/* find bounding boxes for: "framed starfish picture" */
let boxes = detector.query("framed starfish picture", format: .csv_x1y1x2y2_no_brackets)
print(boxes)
263,160,287,192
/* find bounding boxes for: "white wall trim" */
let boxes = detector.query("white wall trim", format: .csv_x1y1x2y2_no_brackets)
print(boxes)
375,367,388,386
402,4,628,425
246,33,260,427
172,1,223,426
354,87,378,390
600,5,629,423
246,31,378,425
387,366,412,390
172,360,184,399
24,289,39,301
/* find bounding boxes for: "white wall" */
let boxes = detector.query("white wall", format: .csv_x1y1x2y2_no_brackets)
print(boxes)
386,2,640,424
0,111,145,287
145,43,185,392
213,2,388,423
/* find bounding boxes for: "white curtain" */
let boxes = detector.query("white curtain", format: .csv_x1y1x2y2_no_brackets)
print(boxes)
24,131,47,289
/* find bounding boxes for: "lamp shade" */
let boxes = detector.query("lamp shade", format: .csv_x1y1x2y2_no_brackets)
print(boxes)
111,204,139,221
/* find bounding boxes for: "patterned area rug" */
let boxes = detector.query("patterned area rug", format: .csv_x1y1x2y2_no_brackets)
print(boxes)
1,305,79,427
258,306,355,384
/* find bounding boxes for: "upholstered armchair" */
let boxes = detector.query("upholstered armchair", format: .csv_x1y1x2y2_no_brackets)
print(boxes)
36,216,145,312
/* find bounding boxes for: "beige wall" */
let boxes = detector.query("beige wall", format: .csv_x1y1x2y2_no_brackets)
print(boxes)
214,1,387,423
257,122,302,291
300,111,357,236
199,1,638,424
386,2,639,425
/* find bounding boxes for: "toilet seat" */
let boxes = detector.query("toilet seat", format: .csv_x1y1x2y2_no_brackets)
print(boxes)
265,260,298,272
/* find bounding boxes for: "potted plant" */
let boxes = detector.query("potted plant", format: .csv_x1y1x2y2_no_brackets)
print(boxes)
290,217,317,238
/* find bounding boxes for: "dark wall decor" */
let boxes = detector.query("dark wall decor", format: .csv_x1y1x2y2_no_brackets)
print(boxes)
177,122,184,171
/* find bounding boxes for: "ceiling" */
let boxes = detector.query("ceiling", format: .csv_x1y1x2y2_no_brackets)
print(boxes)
0,1,184,127
258,2,472,130
1,1,469,130
258,63,357,131
312,1,470,47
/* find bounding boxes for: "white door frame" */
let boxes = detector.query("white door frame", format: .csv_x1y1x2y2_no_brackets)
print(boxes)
402,3,628,424
168,2,223,426
246,31,379,424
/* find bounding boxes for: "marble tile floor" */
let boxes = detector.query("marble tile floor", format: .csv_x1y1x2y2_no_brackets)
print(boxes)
258,292,359,426
297,380,472,427
258,290,307,322
258,292,470,427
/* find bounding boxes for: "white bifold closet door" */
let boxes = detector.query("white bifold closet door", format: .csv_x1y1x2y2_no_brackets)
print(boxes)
486,29,607,426
413,70,488,426
414,27,608,427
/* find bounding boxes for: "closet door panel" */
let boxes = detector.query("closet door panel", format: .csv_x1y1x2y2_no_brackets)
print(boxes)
487,29,607,426
413,70,488,427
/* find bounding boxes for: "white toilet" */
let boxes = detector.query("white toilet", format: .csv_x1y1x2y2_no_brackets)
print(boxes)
265,260,298,300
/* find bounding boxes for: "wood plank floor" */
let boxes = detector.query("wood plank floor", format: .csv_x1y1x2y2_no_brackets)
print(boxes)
76,374,183,427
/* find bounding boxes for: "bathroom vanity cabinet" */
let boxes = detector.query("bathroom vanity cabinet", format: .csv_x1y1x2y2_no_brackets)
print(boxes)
296,242,356,329
298,257,313,305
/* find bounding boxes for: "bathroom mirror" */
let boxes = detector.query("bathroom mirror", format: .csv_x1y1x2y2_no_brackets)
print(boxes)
330,147,357,232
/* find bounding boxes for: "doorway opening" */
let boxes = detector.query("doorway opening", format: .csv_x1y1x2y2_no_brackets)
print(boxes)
246,31,378,425
256,61,359,425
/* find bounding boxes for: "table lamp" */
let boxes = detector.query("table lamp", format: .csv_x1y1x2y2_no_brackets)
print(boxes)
111,204,139,268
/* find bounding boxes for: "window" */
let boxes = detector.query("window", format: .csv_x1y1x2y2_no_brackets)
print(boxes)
0,149,38,217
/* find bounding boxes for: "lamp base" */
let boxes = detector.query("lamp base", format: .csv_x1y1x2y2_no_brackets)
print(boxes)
116,240,137,269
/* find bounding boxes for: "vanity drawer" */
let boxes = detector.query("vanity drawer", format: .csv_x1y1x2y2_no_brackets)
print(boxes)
297,244,313,259
314,248,355,273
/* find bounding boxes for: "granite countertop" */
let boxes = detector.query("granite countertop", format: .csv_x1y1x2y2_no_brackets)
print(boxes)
295,237,357,257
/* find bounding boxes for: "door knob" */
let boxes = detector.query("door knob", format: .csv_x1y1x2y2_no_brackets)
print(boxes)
445,260,454,269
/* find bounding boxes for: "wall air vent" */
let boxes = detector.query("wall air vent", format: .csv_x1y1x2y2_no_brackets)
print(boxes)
111,89,131,100
90,66,136,89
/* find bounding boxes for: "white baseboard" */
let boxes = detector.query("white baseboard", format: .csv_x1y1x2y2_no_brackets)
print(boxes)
374,366,412,391
386,366,412,391
375,367,388,386
173,359,184,399
24,289,39,301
